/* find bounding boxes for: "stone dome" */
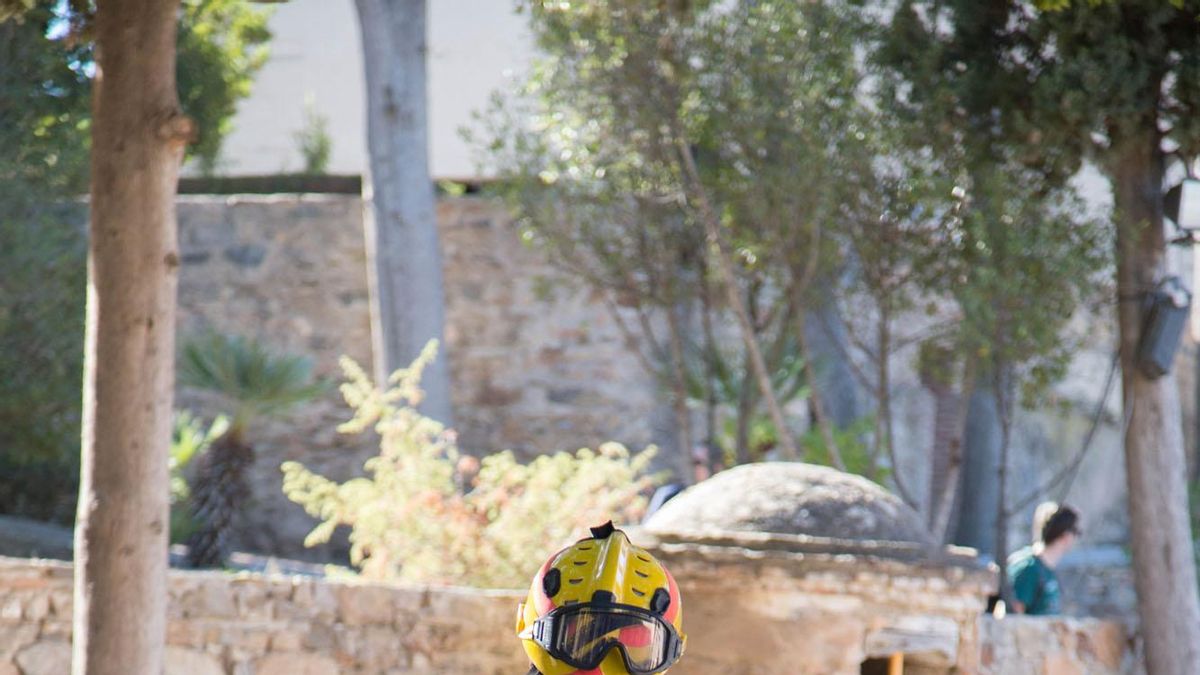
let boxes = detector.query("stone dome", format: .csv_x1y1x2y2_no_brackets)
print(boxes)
644,462,935,547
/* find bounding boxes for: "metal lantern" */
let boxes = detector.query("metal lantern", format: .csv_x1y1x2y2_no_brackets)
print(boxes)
1137,276,1192,379
1165,177,1200,235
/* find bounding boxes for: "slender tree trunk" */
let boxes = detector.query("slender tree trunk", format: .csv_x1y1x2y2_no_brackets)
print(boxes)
734,365,756,464
954,369,1002,558
74,1,187,671
664,303,695,483
675,141,799,460
797,311,846,470
804,292,861,428
926,383,961,531
699,267,720,459
930,358,975,543
1109,132,1200,674
874,304,918,507
355,0,452,423
869,316,889,481
993,365,1013,602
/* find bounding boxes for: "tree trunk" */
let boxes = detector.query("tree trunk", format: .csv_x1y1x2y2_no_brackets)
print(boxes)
929,358,975,543
953,372,1002,558
874,305,918,507
664,303,696,483
699,267,720,460
185,434,253,569
1109,132,1200,674
797,311,846,471
355,0,452,423
74,1,187,672
993,366,1013,603
676,140,799,460
734,366,756,464
803,292,861,428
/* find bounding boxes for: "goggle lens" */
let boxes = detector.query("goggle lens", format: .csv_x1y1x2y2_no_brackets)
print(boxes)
527,604,681,674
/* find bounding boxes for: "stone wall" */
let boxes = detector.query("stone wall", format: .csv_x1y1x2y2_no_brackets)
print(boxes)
651,540,994,675
979,616,1138,675
0,556,528,675
0,555,1135,675
174,195,663,559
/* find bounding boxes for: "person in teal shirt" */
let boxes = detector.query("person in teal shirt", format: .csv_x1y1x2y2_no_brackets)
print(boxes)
1006,502,1081,615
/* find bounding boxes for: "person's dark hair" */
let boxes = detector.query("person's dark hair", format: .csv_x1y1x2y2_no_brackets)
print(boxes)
1040,504,1081,545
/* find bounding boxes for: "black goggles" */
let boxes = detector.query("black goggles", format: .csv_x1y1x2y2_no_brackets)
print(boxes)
520,603,684,674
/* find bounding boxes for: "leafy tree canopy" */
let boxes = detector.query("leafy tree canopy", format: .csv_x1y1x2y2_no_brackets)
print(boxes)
0,0,272,521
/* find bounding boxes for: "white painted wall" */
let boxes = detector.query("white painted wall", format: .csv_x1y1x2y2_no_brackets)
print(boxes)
212,0,533,179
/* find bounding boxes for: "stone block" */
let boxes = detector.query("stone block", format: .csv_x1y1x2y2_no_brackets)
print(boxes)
1077,621,1124,670
336,584,393,626
233,581,273,622
255,653,339,675
1042,653,1084,675
267,631,303,652
37,621,70,641
47,590,71,622
14,641,70,675
0,624,40,660
183,578,238,619
21,595,49,622
166,646,226,675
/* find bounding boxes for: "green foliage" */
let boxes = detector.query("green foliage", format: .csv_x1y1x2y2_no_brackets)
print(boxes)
0,10,90,521
293,95,332,175
0,3,272,519
178,332,325,437
875,0,1112,405
0,0,35,22
177,0,273,174
474,1,874,470
0,8,91,195
802,418,880,479
169,411,228,543
2,0,271,177
282,342,660,588
685,341,807,410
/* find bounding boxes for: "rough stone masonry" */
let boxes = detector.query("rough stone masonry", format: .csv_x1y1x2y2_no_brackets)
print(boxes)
173,194,665,560
0,554,1134,674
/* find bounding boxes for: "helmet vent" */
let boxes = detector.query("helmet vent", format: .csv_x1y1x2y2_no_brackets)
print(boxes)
569,578,583,585
542,568,562,598
636,555,651,563
591,590,616,605
573,560,588,566
650,587,671,614
578,545,593,551
635,570,649,578
632,588,646,597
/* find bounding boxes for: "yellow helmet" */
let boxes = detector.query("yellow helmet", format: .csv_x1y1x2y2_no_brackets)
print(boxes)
516,522,686,675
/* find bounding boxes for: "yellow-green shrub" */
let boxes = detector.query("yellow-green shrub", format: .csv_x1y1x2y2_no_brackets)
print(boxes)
281,342,659,588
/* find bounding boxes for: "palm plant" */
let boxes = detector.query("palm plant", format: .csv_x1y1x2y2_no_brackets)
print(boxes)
178,332,323,568
169,410,228,545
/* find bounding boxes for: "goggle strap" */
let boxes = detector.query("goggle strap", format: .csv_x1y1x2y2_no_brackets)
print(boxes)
531,613,554,648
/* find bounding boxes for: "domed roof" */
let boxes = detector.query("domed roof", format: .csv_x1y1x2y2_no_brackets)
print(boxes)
644,462,935,547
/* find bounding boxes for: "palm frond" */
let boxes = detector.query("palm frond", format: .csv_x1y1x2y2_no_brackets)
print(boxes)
178,332,325,427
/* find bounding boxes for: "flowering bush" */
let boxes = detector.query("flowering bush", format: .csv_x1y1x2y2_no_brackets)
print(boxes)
281,342,660,588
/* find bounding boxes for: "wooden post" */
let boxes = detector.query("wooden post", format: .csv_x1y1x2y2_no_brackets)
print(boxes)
888,653,904,675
